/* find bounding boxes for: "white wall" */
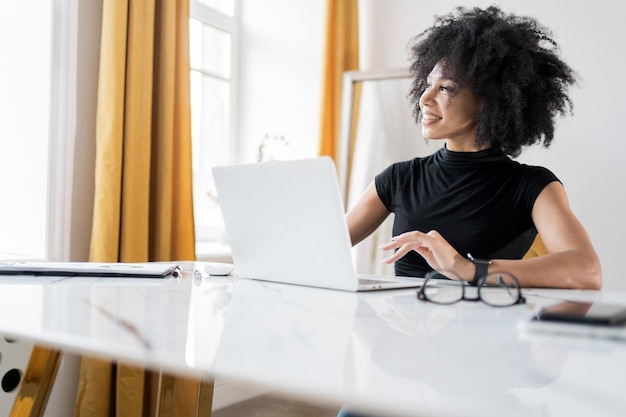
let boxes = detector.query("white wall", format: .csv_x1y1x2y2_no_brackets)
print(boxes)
67,0,101,262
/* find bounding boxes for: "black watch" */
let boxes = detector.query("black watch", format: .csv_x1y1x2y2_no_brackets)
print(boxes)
467,253,491,286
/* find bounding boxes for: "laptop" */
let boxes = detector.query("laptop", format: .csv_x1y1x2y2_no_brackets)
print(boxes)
212,157,424,291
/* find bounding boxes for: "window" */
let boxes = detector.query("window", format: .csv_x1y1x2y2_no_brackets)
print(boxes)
197,0,234,16
189,0,238,259
0,2,52,260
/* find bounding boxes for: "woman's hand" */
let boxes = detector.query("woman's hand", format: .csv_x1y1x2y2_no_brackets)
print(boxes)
379,230,472,280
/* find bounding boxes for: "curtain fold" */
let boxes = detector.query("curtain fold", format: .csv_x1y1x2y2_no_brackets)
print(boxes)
76,0,199,415
318,0,359,161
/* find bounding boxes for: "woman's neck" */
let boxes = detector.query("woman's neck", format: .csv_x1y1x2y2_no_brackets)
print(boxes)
445,138,491,152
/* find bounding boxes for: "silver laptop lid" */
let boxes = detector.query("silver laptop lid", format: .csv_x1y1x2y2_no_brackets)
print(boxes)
213,157,359,291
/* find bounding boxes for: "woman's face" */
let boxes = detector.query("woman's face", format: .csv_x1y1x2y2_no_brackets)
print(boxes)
419,61,483,151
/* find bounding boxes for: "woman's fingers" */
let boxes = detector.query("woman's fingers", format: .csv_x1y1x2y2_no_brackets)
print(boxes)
379,230,457,271
379,231,428,263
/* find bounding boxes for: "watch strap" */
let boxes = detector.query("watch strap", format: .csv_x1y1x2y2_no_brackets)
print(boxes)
467,253,491,286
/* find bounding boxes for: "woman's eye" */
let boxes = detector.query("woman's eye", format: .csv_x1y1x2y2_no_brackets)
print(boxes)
424,82,457,94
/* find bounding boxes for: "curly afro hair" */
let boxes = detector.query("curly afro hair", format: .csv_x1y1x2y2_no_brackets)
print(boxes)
408,6,577,157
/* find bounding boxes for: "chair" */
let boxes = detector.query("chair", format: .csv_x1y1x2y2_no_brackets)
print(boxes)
524,234,548,258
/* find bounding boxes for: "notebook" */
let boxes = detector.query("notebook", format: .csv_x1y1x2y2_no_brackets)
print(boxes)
212,157,424,291
0,261,182,278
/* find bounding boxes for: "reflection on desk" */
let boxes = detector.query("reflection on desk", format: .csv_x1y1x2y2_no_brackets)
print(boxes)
1,268,626,417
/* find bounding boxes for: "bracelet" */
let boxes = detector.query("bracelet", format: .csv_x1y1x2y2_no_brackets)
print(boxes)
467,253,491,286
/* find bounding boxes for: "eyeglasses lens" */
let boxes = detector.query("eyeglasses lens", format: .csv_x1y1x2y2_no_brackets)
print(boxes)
422,271,464,304
479,272,520,306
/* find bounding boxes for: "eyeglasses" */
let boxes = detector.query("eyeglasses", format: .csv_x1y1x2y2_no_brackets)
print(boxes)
417,270,526,307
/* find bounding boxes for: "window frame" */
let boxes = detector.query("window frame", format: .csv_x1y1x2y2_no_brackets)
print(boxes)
190,0,240,257
190,0,240,162
47,0,77,262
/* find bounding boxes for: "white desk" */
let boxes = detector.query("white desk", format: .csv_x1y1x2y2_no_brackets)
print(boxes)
1,263,626,417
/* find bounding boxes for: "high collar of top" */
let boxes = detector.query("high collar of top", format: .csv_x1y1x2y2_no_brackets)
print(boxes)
436,145,506,168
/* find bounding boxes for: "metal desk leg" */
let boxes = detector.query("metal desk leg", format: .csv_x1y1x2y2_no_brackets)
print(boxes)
10,345,62,417
156,373,214,417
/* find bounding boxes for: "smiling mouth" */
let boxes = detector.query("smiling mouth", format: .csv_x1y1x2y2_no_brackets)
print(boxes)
422,111,441,122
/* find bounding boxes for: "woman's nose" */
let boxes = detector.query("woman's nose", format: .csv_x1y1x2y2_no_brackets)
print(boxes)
419,88,434,108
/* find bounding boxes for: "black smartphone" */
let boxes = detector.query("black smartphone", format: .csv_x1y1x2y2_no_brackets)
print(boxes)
535,301,626,326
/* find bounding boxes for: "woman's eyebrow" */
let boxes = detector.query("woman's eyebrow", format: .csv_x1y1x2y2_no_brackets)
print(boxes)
428,73,456,82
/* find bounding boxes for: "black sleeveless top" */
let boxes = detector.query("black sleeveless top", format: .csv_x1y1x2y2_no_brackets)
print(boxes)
375,146,559,277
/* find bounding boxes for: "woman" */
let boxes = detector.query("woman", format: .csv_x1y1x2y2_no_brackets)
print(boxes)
346,6,601,290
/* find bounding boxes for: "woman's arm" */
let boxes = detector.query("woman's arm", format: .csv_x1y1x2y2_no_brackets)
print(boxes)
379,182,602,289
345,182,390,246
492,181,602,289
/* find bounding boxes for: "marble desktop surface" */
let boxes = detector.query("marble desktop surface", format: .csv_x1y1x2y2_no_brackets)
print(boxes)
1,263,626,417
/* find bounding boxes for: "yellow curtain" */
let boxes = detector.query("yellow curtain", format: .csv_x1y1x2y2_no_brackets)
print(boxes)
318,0,359,161
75,0,200,416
